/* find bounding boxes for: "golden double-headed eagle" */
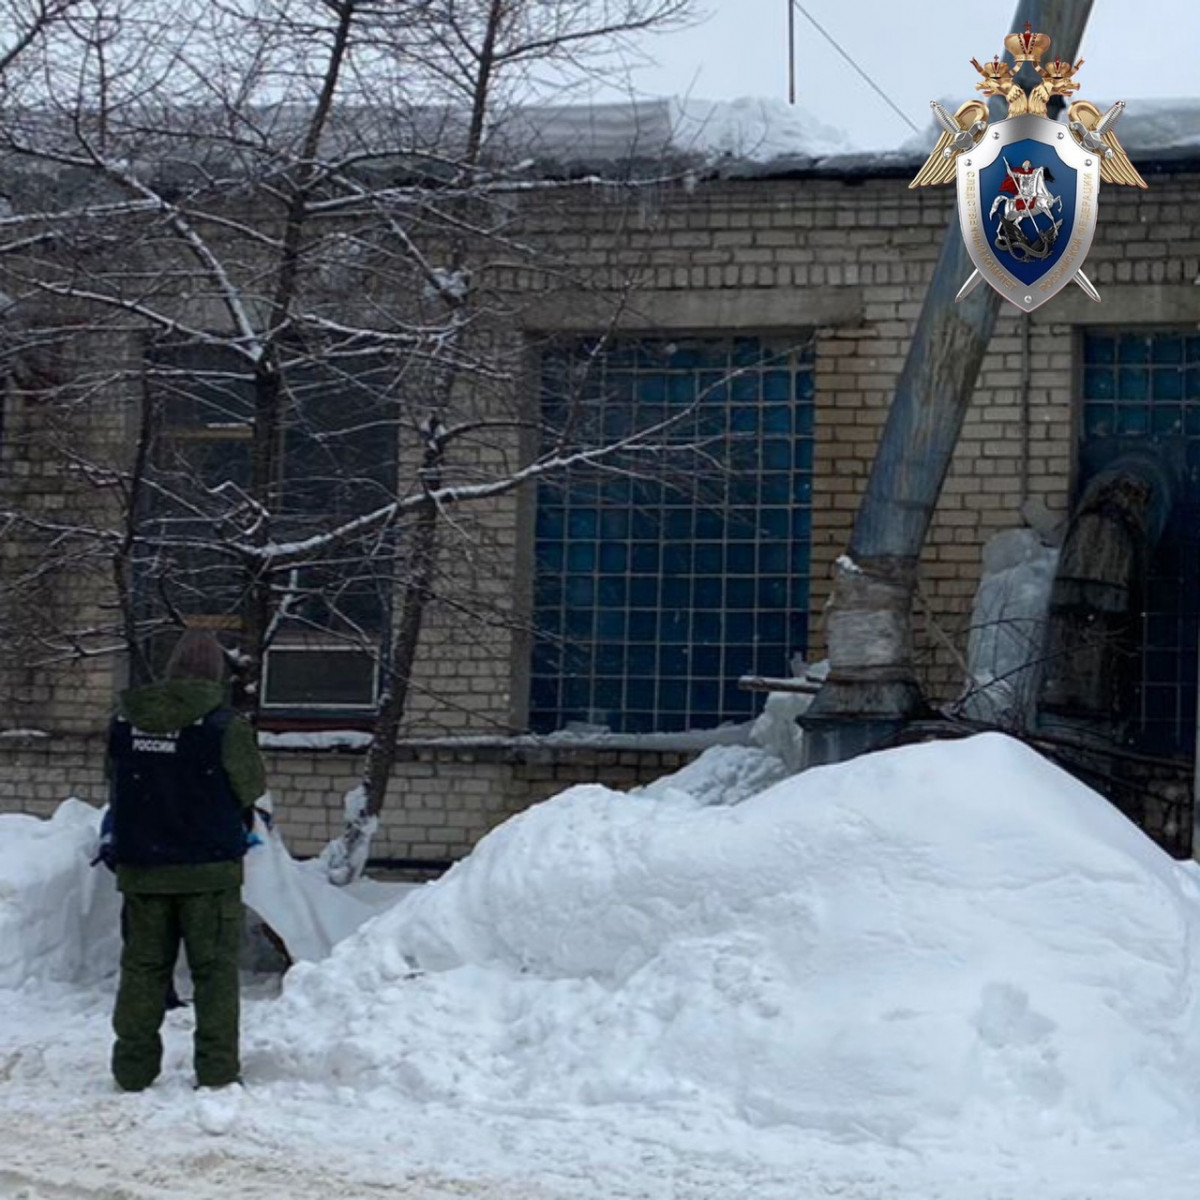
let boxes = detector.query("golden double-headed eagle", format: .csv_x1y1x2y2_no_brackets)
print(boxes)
910,22,1145,190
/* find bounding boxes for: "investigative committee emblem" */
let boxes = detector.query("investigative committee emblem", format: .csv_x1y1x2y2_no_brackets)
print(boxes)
909,23,1146,311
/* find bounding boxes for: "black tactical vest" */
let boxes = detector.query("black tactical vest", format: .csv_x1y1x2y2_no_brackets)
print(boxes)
108,707,246,868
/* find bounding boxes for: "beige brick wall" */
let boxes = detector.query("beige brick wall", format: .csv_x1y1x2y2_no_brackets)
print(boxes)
4,159,1200,855
0,730,691,861
0,330,133,732
264,742,691,859
0,732,108,816
516,167,1200,701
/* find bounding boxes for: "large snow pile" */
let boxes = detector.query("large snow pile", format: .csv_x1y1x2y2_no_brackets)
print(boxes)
0,799,120,987
9,735,1200,1198
263,732,1200,1143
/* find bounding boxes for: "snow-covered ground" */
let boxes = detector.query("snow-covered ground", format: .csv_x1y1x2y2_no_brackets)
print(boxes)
6,732,1200,1199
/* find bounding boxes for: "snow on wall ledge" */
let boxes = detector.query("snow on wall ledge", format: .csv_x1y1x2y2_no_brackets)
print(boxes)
264,733,1200,1142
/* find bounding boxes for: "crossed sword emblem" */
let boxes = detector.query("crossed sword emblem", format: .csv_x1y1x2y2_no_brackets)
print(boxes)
933,98,1127,304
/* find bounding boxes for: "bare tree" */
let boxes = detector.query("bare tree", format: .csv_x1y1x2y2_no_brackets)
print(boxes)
0,0,698,878
0,0,82,80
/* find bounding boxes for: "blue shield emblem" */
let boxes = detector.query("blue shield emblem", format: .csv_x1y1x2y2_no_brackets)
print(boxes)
957,115,1100,311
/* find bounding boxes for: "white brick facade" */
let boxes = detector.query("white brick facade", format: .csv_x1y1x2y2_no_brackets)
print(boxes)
4,155,1199,859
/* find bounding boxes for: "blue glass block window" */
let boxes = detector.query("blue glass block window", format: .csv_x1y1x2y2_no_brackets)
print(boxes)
1080,329,1200,757
531,336,815,734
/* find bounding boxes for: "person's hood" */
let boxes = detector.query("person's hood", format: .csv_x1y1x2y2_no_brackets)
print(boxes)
117,679,225,732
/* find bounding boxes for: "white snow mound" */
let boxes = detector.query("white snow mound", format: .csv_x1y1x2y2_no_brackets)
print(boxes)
0,801,403,986
635,742,791,807
264,733,1200,1142
0,799,120,987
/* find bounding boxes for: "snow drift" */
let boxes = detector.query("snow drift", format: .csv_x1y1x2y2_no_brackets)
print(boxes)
266,733,1200,1142
0,802,398,985
8,734,1200,1199
0,800,121,987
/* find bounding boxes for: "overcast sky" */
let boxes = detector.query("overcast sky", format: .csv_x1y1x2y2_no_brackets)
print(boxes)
614,0,1200,150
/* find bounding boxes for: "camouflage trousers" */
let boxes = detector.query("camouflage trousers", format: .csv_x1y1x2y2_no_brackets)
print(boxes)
111,888,242,1091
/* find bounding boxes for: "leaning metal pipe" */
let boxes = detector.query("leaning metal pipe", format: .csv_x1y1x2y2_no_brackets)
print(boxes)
802,0,1095,766
852,0,1094,558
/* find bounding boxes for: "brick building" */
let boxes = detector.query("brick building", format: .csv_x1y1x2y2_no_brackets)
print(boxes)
3,104,1199,863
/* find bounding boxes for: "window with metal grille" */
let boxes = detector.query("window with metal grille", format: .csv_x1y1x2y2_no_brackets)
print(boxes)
1080,329,1200,758
530,335,815,734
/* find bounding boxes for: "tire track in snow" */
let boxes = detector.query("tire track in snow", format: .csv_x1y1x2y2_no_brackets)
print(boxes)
0,1111,536,1200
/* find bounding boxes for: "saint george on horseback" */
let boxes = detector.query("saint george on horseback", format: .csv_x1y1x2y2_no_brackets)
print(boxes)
990,157,1062,262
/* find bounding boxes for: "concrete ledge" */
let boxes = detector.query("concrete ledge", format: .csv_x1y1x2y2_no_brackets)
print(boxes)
1033,283,1200,325
391,741,695,768
524,286,865,333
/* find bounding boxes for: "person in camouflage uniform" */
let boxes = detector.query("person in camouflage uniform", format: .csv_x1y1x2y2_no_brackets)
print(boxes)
106,630,266,1091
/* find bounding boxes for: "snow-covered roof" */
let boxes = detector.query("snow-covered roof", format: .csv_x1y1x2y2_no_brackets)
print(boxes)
494,96,853,168
7,97,1196,203
629,96,1200,178
894,95,1200,161
499,95,1200,178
